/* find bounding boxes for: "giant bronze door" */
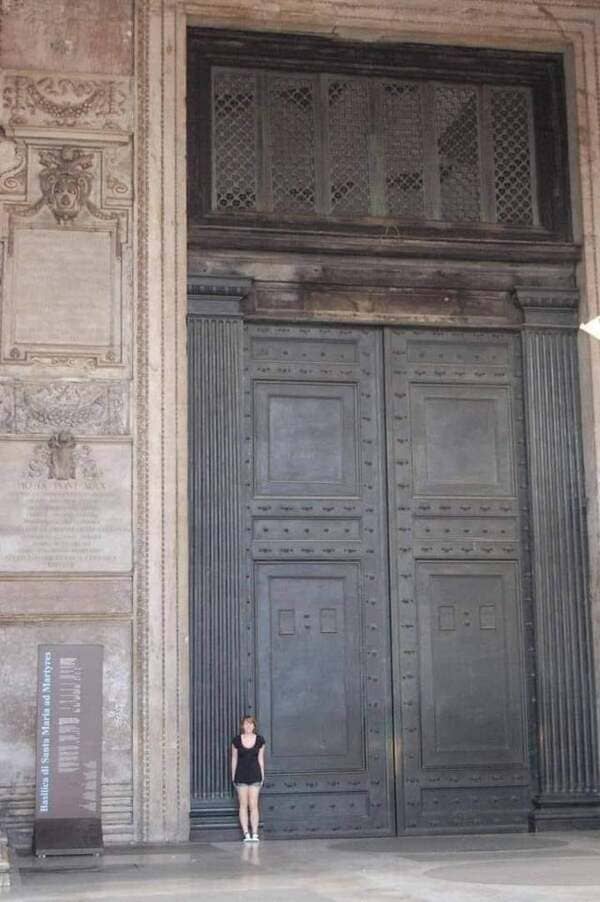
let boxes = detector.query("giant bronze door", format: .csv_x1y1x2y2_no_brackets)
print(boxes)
242,324,395,836
385,329,532,832
190,318,532,836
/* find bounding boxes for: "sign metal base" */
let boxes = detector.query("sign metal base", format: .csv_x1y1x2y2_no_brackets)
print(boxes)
34,818,103,857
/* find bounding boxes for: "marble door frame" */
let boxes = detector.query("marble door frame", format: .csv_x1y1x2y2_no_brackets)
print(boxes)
136,0,600,841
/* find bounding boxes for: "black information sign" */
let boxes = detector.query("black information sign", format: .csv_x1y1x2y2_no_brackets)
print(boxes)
34,644,103,857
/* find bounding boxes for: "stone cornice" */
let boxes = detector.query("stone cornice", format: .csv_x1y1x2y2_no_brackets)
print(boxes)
187,275,253,316
513,287,580,328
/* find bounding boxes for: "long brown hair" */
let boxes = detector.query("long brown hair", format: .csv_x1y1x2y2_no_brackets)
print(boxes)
239,714,257,733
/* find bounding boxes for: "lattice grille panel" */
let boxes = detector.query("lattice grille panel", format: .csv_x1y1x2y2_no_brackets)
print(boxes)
327,79,371,215
212,69,258,211
207,65,542,231
382,81,425,219
435,85,481,222
492,88,534,225
268,76,317,214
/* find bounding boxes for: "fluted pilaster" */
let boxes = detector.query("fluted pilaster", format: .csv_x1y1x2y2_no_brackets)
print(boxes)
188,277,250,832
519,289,600,827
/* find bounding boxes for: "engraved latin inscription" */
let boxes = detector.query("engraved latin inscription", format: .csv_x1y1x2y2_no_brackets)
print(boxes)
0,440,131,572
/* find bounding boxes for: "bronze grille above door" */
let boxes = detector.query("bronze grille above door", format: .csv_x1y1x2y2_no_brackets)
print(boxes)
188,30,571,242
209,71,536,226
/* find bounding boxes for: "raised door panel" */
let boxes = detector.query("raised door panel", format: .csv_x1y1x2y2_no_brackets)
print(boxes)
417,561,525,768
244,324,393,836
410,384,513,497
256,562,362,770
254,381,359,496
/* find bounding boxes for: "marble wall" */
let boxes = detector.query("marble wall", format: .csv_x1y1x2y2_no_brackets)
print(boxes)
2,0,600,845
0,0,135,845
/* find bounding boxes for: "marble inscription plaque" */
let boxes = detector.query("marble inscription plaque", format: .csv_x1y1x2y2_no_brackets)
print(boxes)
0,440,131,572
12,228,113,347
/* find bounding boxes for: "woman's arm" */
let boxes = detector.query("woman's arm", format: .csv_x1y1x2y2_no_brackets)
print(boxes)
258,745,265,782
231,745,238,784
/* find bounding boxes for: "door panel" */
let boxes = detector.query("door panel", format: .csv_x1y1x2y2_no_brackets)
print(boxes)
254,381,359,495
417,561,525,767
410,384,513,496
243,323,394,836
386,328,532,833
256,562,363,769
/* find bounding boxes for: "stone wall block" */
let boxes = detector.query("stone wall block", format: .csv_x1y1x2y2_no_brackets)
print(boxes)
0,577,132,617
0,1,134,77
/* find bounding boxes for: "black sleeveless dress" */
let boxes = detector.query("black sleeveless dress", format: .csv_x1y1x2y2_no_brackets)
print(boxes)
232,734,265,785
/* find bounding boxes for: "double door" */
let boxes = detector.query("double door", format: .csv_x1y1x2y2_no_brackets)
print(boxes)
241,323,531,835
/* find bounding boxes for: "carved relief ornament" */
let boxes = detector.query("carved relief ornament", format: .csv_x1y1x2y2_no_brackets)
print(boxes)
12,146,124,236
37,146,94,223
25,430,101,483
0,381,129,436
18,381,128,434
2,72,133,133
0,137,26,196
1,145,128,368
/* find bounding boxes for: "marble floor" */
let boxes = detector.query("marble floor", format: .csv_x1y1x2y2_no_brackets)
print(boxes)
4,832,600,902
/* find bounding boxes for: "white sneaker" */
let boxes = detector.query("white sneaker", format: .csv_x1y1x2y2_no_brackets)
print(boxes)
250,834,260,842
242,833,251,842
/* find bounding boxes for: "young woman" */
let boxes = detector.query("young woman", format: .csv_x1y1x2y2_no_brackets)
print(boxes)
231,715,266,842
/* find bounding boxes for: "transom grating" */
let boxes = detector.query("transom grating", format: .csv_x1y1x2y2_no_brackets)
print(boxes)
492,88,535,225
212,69,258,211
382,81,425,219
208,66,539,229
328,79,371,215
435,85,481,222
268,76,317,214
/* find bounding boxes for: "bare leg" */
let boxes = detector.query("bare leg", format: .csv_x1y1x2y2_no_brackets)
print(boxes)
248,785,261,835
236,785,249,835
